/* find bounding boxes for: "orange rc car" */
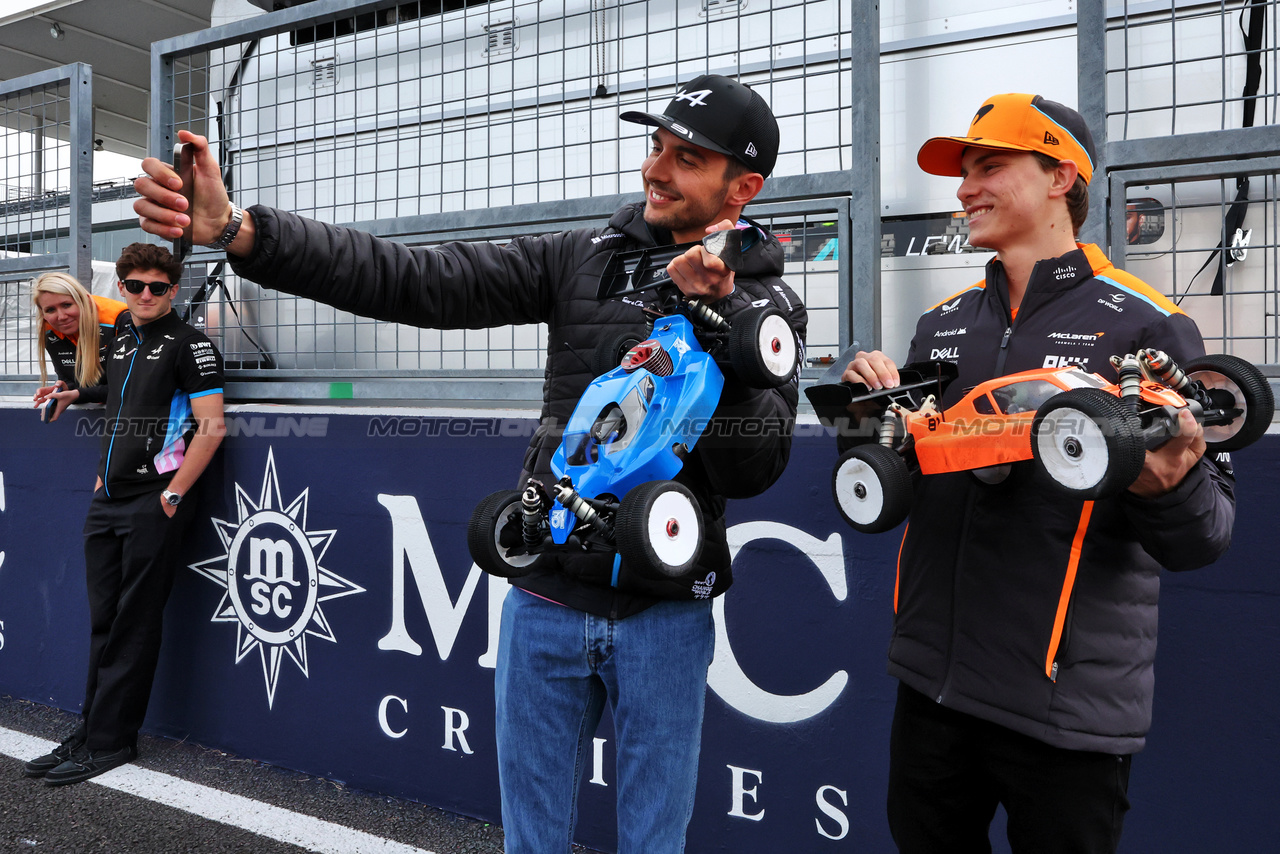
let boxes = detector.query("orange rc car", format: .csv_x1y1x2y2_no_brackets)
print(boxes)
804,349,1274,533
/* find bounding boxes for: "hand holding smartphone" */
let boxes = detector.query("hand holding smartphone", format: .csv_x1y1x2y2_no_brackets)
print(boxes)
173,142,195,262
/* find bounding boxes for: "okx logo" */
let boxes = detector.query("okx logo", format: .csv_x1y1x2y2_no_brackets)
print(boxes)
190,448,364,708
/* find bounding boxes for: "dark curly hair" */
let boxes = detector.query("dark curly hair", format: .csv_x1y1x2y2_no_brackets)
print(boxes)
115,242,183,284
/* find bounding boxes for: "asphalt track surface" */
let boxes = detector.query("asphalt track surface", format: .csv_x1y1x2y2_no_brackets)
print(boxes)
0,695,600,854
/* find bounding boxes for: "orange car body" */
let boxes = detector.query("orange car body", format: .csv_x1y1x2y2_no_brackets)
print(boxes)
906,365,1184,475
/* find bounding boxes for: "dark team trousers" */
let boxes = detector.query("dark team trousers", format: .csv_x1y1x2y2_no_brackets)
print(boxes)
76,489,196,751
888,683,1131,854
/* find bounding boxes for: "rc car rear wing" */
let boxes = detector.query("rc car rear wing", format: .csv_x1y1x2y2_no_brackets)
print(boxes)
805,347,959,448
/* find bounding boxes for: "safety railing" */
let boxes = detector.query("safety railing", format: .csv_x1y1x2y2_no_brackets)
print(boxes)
1080,0,1280,365
0,63,94,381
149,0,867,395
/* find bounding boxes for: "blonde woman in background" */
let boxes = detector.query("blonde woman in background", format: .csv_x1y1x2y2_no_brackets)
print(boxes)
31,272,125,422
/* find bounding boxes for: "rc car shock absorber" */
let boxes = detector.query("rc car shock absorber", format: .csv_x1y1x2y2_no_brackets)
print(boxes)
1110,353,1145,412
1140,348,1191,392
521,480,549,547
879,402,909,448
685,299,730,332
554,479,612,536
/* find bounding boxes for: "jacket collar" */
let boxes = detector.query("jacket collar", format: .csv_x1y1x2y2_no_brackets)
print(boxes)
122,307,182,339
985,243,1098,315
606,201,785,279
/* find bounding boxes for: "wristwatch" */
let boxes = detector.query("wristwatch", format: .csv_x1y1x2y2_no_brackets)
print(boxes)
207,202,244,251
162,489,183,506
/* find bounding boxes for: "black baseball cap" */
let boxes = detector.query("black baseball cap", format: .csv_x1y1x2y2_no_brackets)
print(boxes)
621,75,780,178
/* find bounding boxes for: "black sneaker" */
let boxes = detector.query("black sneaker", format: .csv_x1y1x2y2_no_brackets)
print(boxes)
22,735,85,778
43,744,137,786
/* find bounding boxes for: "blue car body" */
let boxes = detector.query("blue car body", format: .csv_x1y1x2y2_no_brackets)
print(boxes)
547,314,724,545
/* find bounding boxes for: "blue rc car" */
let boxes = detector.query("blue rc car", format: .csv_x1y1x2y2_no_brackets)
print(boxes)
468,230,799,581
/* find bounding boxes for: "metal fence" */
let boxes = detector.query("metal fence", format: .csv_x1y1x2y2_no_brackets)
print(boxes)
1081,0,1280,366
148,0,864,394
0,63,94,380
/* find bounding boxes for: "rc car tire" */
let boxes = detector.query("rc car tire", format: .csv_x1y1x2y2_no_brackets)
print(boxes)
832,444,913,534
728,305,799,388
615,480,704,578
591,326,649,378
1031,389,1145,499
1184,353,1275,451
467,489,541,578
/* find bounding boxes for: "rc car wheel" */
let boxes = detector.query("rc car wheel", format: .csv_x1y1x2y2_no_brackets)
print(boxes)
467,490,541,578
1031,389,1145,499
615,480,704,578
831,444,913,533
728,305,798,388
1184,353,1275,451
591,326,649,378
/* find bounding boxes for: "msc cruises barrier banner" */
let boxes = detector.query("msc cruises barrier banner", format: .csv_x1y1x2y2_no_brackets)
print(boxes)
1,406,1277,852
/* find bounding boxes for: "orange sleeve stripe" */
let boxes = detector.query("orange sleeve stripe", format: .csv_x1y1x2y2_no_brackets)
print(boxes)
924,281,985,313
894,523,908,614
1045,502,1094,680
1080,242,1184,316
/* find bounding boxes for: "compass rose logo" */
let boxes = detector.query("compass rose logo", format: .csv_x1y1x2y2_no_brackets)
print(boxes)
190,448,365,708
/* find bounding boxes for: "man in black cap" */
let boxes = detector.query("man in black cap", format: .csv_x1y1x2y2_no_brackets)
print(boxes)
135,74,805,852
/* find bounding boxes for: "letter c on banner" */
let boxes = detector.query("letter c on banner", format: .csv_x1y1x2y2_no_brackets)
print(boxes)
378,695,409,738
708,522,848,723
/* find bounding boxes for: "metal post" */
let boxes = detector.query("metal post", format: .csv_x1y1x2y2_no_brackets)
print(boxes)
69,63,93,285
151,43,176,160
848,0,880,352
1076,0,1108,251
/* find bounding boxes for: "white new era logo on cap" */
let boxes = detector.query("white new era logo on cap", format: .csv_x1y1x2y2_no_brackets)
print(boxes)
745,143,758,158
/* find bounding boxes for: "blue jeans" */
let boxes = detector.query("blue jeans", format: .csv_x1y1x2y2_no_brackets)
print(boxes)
495,587,715,854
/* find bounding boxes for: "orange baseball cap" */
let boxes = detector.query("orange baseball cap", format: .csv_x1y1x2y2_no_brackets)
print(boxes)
916,93,1097,184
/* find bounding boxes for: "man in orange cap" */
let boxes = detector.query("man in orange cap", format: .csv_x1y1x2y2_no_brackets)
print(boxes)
844,94,1235,851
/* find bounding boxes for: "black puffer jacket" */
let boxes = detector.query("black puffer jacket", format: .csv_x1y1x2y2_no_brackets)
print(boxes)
231,202,807,618
891,244,1235,754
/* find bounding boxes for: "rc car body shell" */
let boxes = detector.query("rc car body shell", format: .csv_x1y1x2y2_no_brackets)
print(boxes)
908,365,1185,476
548,314,724,543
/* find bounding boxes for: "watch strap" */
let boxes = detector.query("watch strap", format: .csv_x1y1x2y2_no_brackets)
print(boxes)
208,203,244,251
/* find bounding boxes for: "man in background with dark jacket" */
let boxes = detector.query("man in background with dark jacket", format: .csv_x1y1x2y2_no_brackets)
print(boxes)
843,94,1234,852
134,75,805,852
25,243,226,786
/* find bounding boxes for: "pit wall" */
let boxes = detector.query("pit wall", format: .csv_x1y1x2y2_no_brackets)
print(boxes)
1,404,1276,852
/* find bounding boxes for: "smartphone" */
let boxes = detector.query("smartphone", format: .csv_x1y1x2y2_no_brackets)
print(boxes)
41,397,57,423
173,142,195,263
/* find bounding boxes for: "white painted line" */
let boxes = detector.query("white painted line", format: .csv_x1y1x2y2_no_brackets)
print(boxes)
0,726,436,854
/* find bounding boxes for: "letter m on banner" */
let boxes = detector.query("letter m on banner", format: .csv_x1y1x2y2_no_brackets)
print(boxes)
376,494,487,660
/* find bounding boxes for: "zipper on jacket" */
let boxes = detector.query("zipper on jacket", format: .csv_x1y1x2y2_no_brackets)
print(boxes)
993,325,1013,377
102,324,142,498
